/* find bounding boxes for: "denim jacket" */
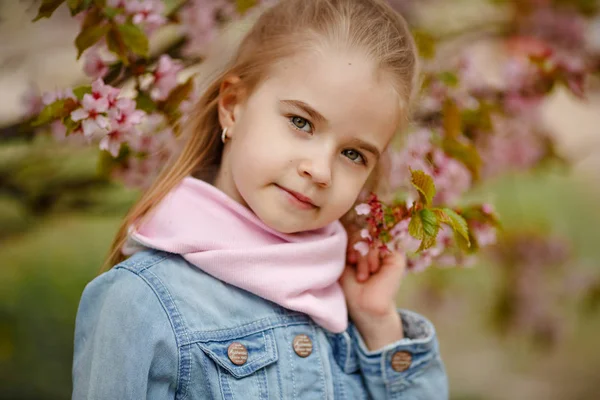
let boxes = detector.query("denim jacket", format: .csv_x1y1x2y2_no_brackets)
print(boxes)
72,250,448,399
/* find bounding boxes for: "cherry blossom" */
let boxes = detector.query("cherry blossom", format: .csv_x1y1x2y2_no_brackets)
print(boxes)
179,0,237,57
150,55,184,101
83,47,110,79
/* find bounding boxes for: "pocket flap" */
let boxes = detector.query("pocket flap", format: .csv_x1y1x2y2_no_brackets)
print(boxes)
197,328,278,378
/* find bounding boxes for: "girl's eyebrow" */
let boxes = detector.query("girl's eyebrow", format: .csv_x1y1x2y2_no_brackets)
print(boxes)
279,99,328,125
280,99,381,159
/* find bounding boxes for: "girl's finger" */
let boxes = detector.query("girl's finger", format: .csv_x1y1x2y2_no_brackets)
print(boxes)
347,247,358,264
367,247,380,273
356,254,369,282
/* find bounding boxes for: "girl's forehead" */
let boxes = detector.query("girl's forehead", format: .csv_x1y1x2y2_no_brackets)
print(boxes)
260,49,401,142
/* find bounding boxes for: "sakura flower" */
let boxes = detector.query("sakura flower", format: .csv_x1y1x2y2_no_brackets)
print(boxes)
179,0,236,56
100,129,129,157
21,83,43,117
353,241,370,257
359,229,371,241
108,98,146,131
128,0,166,32
69,79,124,138
91,78,120,108
150,55,183,101
42,88,76,105
355,203,371,216
83,47,109,79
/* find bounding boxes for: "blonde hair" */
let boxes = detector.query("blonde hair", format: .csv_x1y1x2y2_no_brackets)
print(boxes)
102,0,419,271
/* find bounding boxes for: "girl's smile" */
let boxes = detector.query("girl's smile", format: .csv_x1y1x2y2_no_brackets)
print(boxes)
275,184,319,210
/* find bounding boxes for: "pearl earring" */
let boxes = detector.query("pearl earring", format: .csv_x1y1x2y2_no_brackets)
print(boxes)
221,127,229,143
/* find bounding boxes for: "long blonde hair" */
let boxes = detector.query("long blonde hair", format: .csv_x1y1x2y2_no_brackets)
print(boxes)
102,0,419,271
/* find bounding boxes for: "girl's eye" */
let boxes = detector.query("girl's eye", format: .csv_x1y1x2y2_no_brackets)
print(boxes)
289,116,313,133
342,149,366,165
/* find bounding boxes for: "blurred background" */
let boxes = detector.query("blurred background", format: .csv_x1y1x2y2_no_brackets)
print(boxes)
1,0,599,399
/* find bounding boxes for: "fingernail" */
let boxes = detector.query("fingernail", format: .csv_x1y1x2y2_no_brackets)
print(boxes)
358,273,367,281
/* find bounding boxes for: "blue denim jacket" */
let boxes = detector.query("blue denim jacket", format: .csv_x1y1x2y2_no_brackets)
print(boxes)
72,250,448,399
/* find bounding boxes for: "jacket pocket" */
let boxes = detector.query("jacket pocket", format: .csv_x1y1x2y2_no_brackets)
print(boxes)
196,327,279,399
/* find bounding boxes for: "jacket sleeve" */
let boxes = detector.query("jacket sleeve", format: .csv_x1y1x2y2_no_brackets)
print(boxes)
349,309,449,400
72,267,179,400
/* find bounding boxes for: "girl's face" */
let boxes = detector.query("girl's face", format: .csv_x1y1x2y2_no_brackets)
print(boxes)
216,48,401,233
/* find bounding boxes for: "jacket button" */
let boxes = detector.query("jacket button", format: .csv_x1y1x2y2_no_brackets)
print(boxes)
293,334,313,357
391,351,412,372
227,342,248,365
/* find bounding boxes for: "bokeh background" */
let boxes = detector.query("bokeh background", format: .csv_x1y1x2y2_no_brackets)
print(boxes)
1,1,600,399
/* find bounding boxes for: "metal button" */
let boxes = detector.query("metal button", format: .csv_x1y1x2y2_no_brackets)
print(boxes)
293,334,313,357
391,351,412,372
227,342,248,365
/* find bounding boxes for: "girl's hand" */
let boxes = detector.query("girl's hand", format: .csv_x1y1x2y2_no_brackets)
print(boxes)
339,233,407,350
341,242,407,319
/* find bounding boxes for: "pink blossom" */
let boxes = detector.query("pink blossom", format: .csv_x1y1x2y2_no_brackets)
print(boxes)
355,203,371,216
83,48,109,79
109,98,146,131
99,130,129,156
430,149,472,206
359,229,371,241
179,0,236,56
41,88,76,105
91,78,120,108
353,241,370,257
150,55,183,101
128,0,166,32
21,83,43,117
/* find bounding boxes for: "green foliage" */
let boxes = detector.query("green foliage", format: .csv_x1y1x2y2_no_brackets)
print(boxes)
410,169,436,206
32,0,66,21
236,0,258,14
117,23,149,58
32,99,78,127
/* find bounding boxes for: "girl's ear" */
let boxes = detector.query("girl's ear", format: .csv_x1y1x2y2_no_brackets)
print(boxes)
218,75,244,133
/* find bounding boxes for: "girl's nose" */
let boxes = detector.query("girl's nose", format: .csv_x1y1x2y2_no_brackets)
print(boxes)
298,156,332,188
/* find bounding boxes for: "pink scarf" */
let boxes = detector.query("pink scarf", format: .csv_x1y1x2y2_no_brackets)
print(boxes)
122,176,349,333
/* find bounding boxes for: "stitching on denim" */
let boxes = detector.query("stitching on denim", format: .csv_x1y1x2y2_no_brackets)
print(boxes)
199,348,214,396
120,250,171,273
148,268,191,397
185,316,309,344
284,326,297,399
123,264,192,399
311,325,327,398
218,365,233,400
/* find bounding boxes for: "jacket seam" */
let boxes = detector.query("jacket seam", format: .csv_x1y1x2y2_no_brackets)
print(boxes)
115,263,192,400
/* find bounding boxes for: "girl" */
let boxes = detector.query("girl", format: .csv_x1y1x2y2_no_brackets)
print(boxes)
72,0,448,398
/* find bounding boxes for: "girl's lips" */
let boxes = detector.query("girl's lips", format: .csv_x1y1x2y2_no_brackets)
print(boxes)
276,185,318,209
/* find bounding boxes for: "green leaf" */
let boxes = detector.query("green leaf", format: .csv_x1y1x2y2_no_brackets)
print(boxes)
442,99,461,139
75,23,110,59
411,29,436,59
442,137,482,181
117,23,149,57
437,208,470,248
410,169,436,207
236,0,258,14
32,98,78,127
33,0,65,21
66,0,83,13
103,6,121,18
420,209,438,238
136,91,157,113
73,85,92,101
160,78,194,114
409,209,439,252
438,71,459,87
106,27,129,64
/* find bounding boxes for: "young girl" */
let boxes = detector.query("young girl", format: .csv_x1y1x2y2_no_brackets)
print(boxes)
72,0,448,398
